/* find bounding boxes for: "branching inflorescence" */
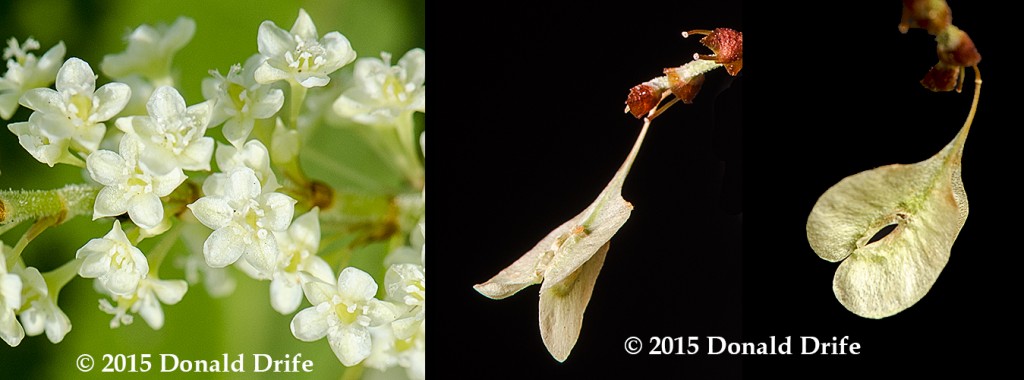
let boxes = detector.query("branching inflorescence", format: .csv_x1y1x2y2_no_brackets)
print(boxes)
0,8,424,378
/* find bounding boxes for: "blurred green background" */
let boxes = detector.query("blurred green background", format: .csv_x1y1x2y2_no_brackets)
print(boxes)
0,0,424,378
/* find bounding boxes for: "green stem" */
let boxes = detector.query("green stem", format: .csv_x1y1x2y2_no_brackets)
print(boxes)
395,113,425,188
42,257,84,296
289,81,308,130
6,213,60,268
0,184,99,227
339,363,364,380
146,221,182,275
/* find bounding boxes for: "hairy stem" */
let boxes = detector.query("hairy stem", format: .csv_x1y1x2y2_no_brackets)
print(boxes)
0,184,100,228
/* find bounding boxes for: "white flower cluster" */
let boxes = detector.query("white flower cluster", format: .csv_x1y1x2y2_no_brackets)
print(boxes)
2,8,425,378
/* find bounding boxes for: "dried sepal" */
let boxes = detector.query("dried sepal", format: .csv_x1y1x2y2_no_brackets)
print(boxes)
899,0,952,35
936,26,980,67
920,61,959,92
685,28,743,76
624,60,721,118
625,80,667,118
665,69,705,104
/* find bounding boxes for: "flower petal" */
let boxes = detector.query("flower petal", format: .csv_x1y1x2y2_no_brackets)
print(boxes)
290,208,321,250
56,58,96,95
128,192,164,230
93,187,128,220
151,279,188,305
296,74,329,88
250,88,284,119
290,9,318,39
254,64,290,85
328,324,372,366
320,32,356,71
301,278,336,305
261,192,297,231
188,197,233,229
86,150,126,186
336,267,377,303
181,137,214,171
102,267,142,296
151,168,186,197
203,226,245,267
228,168,262,200
162,17,197,53
291,305,329,341
270,275,303,314
91,82,131,121
18,88,62,115
243,231,278,279
136,292,165,329
257,21,295,58
0,310,25,347
42,306,71,343
78,246,113,278
147,86,187,120
303,256,335,284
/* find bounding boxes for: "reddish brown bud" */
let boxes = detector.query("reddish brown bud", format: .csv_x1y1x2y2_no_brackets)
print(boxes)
920,62,959,92
664,69,705,104
899,0,952,35
625,83,664,118
687,28,743,76
936,26,981,67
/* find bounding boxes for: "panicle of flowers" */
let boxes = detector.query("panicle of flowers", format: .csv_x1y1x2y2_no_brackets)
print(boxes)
2,6,426,374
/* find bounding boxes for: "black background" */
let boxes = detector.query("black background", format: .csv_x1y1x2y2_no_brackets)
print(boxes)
432,1,1011,377
742,1,1014,376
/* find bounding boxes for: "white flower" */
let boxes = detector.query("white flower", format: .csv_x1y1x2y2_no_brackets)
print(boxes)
178,222,236,298
334,49,425,125
87,135,185,229
20,58,130,151
291,267,396,366
188,167,296,278
203,54,284,146
101,17,195,83
215,139,280,193
255,9,356,88
6,114,75,166
99,277,187,330
15,266,71,343
116,86,214,174
365,322,425,380
386,264,424,316
0,37,65,120
365,263,425,378
0,253,25,347
8,58,131,166
76,220,150,297
269,208,333,314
